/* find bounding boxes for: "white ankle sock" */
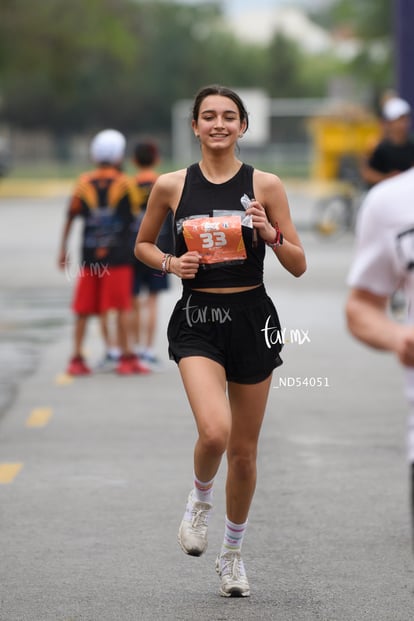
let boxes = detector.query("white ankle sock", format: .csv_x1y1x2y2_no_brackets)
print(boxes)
221,515,248,556
193,474,214,504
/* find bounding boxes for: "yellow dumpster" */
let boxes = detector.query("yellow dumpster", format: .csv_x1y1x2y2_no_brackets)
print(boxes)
308,109,381,181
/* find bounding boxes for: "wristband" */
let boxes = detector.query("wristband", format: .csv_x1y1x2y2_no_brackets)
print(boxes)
266,222,283,249
161,253,173,275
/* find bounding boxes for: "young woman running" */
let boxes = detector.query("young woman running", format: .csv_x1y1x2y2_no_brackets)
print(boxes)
135,85,306,597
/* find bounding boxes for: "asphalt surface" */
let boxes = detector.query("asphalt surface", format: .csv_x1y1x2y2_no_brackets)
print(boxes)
0,190,413,620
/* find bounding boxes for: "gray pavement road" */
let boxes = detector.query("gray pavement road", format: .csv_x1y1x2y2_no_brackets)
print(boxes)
0,193,413,620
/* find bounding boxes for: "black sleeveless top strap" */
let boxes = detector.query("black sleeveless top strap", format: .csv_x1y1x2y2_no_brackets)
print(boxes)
173,163,265,288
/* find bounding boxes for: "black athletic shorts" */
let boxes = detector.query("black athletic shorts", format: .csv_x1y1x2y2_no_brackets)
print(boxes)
167,284,283,384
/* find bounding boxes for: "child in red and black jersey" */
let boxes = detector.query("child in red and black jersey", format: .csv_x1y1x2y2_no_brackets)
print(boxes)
58,129,149,376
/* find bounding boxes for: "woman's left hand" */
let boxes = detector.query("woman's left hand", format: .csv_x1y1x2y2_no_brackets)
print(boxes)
245,201,275,244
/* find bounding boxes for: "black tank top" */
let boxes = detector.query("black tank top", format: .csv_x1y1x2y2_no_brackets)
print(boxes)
174,163,265,288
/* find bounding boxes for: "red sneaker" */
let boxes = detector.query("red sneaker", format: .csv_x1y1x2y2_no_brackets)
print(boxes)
66,355,91,376
116,354,151,375
130,355,151,375
116,355,134,375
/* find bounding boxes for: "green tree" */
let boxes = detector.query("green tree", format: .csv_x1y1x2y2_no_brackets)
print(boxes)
0,0,139,130
266,33,316,98
317,0,392,39
0,0,394,142
312,0,393,99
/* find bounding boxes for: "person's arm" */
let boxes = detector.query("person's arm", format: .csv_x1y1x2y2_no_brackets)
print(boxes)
58,184,83,270
360,160,388,185
135,170,200,280
360,141,401,186
360,159,398,186
57,215,75,270
346,288,414,366
248,171,306,277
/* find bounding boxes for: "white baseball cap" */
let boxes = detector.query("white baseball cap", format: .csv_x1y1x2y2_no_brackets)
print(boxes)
90,129,126,164
382,97,411,121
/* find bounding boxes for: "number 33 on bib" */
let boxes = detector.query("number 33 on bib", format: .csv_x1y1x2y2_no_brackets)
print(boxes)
183,215,247,264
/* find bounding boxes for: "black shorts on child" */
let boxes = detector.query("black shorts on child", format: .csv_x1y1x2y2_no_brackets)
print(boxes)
167,284,283,384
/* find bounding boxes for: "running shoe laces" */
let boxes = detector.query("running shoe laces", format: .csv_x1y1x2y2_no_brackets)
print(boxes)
215,551,250,597
178,492,212,557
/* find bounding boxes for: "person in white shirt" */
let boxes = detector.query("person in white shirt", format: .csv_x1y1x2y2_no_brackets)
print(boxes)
346,166,414,547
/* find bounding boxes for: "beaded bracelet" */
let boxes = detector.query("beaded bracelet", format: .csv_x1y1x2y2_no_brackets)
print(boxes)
161,253,173,275
265,222,283,249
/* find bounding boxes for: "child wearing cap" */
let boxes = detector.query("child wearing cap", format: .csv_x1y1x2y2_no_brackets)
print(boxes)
57,129,150,376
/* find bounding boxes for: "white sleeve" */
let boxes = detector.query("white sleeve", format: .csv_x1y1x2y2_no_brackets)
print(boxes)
346,188,402,296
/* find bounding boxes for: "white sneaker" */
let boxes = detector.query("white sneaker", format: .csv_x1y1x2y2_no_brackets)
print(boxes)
215,551,250,597
140,352,165,372
178,491,212,556
94,353,119,373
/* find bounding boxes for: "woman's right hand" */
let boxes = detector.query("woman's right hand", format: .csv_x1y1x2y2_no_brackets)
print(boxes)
170,251,200,279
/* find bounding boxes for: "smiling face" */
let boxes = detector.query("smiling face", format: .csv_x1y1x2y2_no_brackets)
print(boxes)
192,95,247,150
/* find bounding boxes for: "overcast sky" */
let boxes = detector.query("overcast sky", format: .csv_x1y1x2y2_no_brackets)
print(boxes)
226,0,331,12
175,0,333,14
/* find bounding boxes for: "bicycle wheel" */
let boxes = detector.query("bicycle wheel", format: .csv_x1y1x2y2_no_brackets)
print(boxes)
313,194,353,239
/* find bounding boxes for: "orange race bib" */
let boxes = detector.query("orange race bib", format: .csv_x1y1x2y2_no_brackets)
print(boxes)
183,215,246,264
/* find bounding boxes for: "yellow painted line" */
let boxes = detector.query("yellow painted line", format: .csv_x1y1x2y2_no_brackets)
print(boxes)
0,462,23,484
0,179,72,198
55,373,74,386
26,407,53,428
